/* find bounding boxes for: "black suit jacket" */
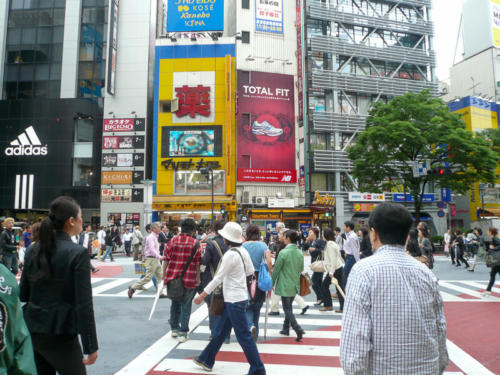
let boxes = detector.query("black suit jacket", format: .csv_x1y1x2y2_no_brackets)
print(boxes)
158,231,169,252
19,232,98,354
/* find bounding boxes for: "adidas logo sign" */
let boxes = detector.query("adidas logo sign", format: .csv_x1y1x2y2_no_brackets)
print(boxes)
5,126,47,156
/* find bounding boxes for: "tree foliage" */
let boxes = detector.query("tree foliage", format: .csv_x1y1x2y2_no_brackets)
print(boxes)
347,90,498,221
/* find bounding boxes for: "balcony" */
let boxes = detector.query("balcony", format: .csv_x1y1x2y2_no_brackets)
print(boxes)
312,112,367,133
311,70,439,97
313,150,353,172
307,2,433,37
305,0,432,10
310,36,436,68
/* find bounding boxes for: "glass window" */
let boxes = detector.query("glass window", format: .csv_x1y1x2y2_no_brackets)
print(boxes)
18,81,33,98
53,8,64,25
82,8,97,23
39,9,53,26
73,143,93,158
8,11,23,27
34,80,47,96
80,43,95,61
52,26,63,43
12,0,24,9
7,29,21,44
48,80,59,97
24,0,40,8
78,62,95,79
174,171,225,195
49,62,61,79
54,0,65,7
6,47,22,63
21,28,36,44
174,173,186,194
37,27,52,43
72,158,94,187
311,173,327,191
83,0,97,6
51,43,62,61
20,65,33,80
35,63,49,80
35,44,50,62
75,118,94,142
310,133,327,150
242,0,249,9
5,65,19,81
241,31,250,44
5,82,18,99
39,0,53,8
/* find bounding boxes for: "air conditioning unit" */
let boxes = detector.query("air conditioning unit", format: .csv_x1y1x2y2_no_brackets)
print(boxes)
242,191,250,204
286,191,294,198
253,196,267,205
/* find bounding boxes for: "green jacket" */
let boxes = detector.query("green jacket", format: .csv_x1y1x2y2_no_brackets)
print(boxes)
0,264,37,375
272,243,303,297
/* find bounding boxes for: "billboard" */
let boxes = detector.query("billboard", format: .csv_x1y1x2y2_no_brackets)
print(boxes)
103,135,144,149
102,153,144,167
237,71,296,183
102,171,144,185
107,0,118,95
255,0,283,34
161,126,222,157
492,0,500,47
103,118,145,132
101,188,143,202
166,0,224,32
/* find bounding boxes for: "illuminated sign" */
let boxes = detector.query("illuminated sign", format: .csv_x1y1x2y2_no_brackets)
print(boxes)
175,85,211,118
103,118,145,132
166,0,224,32
161,158,221,171
311,191,336,207
348,192,385,202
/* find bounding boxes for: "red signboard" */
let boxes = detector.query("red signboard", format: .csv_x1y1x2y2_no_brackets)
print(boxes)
237,71,296,183
237,168,297,183
175,85,211,118
103,118,145,132
296,0,303,120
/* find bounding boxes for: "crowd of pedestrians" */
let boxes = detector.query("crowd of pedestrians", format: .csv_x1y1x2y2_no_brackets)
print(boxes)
3,194,500,375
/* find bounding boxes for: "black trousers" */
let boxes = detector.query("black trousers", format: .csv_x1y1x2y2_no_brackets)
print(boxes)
281,296,302,333
312,271,324,302
31,334,86,375
322,268,345,310
487,265,500,291
450,246,456,264
456,248,469,267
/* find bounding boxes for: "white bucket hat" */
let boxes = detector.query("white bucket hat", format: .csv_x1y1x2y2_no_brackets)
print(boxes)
218,222,244,244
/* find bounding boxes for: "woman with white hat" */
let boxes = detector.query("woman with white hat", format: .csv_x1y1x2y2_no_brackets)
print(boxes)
193,222,266,375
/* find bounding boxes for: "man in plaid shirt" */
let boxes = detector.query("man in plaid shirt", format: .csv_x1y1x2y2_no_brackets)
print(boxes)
164,218,201,342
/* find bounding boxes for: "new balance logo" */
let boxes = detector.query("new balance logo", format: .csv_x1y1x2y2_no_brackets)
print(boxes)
281,175,292,182
5,126,47,156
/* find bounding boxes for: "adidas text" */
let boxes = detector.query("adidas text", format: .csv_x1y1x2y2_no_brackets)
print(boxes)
5,145,48,156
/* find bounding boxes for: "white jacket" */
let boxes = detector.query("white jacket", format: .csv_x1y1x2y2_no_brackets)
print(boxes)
132,229,144,245
324,240,344,274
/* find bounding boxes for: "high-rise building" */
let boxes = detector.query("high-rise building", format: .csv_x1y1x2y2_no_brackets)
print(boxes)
301,0,439,229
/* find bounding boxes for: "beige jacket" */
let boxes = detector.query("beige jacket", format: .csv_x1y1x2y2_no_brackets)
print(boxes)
324,240,344,274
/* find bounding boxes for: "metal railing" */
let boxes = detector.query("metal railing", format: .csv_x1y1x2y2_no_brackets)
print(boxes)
307,3,433,36
313,150,354,172
312,112,367,133
311,70,439,97
309,36,436,67
305,0,431,10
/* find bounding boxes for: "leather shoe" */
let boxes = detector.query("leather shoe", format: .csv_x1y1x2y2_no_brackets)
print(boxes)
279,329,289,336
314,300,323,306
269,311,279,316
159,294,168,298
128,286,135,299
295,329,305,342
300,305,309,315
331,293,338,299
335,309,343,313
319,306,333,311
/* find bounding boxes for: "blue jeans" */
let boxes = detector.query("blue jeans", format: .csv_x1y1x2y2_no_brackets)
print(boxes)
170,288,196,333
246,301,264,337
198,300,265,374
102,245,114,261
2,252,18,275
343,254,356,290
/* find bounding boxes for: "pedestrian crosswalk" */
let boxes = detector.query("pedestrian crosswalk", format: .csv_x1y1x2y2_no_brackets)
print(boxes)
146,305,466,375
91,277,500,302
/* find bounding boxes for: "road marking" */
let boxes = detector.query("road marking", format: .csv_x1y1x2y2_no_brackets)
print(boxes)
193,325,342,338
115,304,208,375
447,339,495,375
92,278,133,295
460,280,500,294
439,281,490,299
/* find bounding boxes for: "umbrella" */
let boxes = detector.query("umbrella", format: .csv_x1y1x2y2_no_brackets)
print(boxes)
149,280,165,321
331,277,346,299
264,290,271,340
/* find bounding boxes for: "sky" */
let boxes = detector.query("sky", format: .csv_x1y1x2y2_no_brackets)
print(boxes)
433,0,466,82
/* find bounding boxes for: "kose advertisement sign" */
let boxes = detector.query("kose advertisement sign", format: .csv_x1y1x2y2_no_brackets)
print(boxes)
237,71,296,183
166,0,224,32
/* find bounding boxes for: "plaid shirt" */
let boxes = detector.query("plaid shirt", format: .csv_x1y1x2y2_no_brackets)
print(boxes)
164,233,201,289
340,245,448,375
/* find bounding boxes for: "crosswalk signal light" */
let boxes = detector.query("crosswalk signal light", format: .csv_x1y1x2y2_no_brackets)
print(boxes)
325,211,330,218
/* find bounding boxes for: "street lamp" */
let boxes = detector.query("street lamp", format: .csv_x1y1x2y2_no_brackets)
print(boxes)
479,183,487,220
200,167,214,225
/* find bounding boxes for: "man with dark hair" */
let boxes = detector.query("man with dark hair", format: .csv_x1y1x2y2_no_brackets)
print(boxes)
340,203,448,375
342,221,359,290
200,219,228,339
164,218,202,342
158,225,169,256
0,218,19,275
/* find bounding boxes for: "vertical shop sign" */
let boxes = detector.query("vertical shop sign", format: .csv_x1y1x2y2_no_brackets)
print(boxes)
107,0,119,95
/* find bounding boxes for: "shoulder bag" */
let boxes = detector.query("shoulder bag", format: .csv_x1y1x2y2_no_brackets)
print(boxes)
486,247,500,267
310,251,326,273
166,241,199,301
258,255,273,292
231,248,254,295
299,273,311,296
208,240,226,316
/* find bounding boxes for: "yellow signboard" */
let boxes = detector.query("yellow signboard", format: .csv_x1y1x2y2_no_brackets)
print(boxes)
492,0,500,48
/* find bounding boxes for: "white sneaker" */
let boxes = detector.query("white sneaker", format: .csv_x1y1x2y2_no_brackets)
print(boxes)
171,330,179,338
251,120,283,137
178,334,188,343
481,291,492,297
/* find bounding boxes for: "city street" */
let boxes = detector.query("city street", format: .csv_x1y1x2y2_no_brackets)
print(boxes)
86,255,500,375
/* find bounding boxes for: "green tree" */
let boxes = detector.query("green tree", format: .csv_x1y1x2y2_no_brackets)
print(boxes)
347,89,497,223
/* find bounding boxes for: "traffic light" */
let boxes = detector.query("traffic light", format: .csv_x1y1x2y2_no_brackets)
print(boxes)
325,211,330,218
428,167,450,177
220,204,226,217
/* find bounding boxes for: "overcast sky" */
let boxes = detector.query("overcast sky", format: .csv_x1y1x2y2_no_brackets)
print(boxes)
433,0,466,82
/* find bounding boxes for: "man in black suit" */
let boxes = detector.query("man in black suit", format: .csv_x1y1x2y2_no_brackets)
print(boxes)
158,225,169,256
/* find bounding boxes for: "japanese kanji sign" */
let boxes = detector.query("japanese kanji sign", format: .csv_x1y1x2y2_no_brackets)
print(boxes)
175,85,211,118
103,118,145,132
255,0,283,34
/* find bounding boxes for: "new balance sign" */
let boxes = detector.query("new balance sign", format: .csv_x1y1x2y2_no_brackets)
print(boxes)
4,126,47,156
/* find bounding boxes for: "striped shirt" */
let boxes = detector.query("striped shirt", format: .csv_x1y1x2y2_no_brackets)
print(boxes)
340,245,448,375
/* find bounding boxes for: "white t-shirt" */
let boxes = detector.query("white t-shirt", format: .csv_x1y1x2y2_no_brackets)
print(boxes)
82,232,90,248
97,230,106,245
123,233,132,242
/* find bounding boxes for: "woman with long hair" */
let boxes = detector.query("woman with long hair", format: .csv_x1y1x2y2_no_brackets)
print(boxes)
483,227,500,296
20,196,98,375
406,229,421,257
242,224,273,341
320,228,344,313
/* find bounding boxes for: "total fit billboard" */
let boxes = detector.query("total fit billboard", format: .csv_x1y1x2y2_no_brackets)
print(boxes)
237,71,296,183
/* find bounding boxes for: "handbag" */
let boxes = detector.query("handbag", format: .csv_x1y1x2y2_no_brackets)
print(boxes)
415,255,430,268
166,242,199,301
310,252,326,273
208,241,226,316
299,273,311,296
257,257,273,292
486,248,500,267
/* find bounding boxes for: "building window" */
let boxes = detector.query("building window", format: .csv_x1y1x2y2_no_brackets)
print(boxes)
77,1,108,98
3,0,65,100
241,31,250,44
242,0,249,9
174,171,225,195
